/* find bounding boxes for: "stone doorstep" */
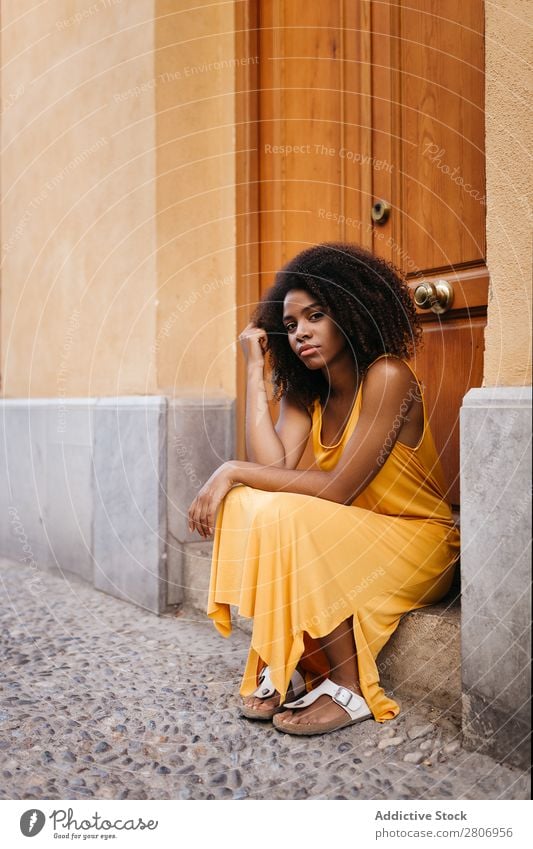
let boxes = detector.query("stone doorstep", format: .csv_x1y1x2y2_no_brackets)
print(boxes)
179,540,462,717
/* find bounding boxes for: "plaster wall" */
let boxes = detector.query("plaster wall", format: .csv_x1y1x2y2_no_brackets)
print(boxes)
1,1,237,399
154,0,237,397
1,0,158,397
483,0,532,386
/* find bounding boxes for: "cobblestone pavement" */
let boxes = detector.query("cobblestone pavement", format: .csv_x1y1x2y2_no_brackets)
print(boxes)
0,559,529,801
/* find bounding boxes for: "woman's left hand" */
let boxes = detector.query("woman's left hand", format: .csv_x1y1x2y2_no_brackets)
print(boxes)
188,462,236,538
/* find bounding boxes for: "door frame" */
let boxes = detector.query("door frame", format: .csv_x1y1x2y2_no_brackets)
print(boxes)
235,0,260,459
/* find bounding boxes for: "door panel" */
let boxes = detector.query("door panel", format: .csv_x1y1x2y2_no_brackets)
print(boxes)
412,303,487,501
259,1,346,287
371,0,486,272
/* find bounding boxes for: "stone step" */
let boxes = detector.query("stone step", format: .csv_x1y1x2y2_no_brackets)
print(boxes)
377,593,461,718
180,540,461,717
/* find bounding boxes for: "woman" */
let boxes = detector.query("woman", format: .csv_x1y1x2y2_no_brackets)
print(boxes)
188,242,460,736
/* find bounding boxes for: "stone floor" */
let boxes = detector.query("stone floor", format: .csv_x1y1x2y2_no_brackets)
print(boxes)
0,559,529,801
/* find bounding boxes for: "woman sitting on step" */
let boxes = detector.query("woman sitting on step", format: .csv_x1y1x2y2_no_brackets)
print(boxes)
188,242,460,736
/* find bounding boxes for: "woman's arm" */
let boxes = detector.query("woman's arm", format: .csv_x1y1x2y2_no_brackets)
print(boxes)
188,358,418,536
240,323,311,468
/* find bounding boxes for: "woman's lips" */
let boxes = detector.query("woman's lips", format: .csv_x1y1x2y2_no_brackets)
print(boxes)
299,346,320,357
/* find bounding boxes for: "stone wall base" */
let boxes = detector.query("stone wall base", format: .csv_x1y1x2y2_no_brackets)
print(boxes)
460,386,531,769
0,395,234,615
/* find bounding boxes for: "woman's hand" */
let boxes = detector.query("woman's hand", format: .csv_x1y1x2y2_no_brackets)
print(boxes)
238,321,268,366
188,463,236,538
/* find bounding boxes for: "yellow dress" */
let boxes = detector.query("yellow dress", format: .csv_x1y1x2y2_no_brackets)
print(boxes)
207,354,461,722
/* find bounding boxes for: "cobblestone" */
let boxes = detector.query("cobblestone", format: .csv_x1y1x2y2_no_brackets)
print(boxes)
0,559,529,801
407,722,435,740
404,752,425,765
378,735,406,749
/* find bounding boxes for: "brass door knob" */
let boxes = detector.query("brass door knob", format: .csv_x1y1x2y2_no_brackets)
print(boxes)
371,199,391,225
414,279,454,314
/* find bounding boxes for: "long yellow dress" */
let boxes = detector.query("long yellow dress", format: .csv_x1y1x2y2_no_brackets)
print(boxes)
207,354,461,722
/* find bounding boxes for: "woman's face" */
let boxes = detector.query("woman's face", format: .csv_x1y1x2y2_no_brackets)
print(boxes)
282,289,349,371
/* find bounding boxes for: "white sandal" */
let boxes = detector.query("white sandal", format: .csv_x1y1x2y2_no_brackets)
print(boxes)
240,665,307,721
272,677,373,735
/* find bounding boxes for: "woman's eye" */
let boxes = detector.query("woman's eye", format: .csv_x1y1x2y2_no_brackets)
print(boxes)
285,323,296,333
310,312,324,320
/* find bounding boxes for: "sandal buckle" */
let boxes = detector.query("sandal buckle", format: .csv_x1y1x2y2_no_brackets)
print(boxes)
333,686,354,708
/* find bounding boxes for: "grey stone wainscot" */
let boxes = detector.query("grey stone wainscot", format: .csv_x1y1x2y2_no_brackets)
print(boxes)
0,395,234,616
460,386,531,770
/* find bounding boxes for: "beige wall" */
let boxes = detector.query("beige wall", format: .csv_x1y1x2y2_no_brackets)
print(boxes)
1,0,237,398
1,1,158,397
154,0,236,398
483,0,532,386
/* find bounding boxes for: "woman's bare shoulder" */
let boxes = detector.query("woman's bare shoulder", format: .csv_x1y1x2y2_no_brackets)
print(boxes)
364,355,414,383
361,356,418,406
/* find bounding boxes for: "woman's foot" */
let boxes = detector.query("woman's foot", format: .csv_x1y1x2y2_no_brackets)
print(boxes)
241,691,282,716
240,665,307,720
274,675,366,731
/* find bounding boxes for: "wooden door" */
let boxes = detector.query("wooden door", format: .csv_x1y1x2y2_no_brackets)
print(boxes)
236,0,487,508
